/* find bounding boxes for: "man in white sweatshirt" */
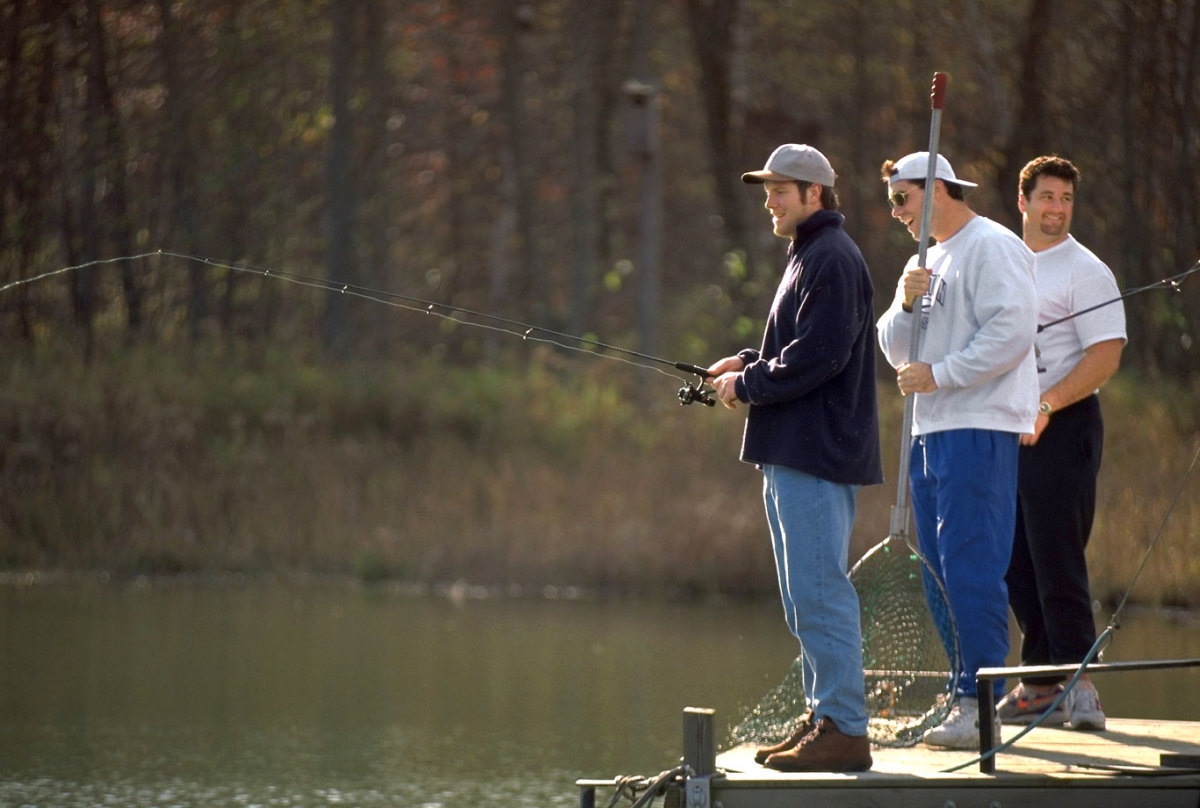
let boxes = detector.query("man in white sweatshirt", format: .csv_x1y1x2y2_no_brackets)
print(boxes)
876,152,1039,749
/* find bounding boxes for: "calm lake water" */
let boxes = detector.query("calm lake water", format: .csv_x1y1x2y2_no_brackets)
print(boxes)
1,579,1198,807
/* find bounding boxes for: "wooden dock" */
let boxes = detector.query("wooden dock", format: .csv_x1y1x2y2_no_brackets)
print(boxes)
578,712,1200,807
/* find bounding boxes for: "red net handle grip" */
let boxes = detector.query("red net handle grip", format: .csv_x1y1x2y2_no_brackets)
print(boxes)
930,72,947,109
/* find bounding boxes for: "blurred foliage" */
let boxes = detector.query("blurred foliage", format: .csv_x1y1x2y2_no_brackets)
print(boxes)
0,0,1197,376
1,0,1199,599
1,345,1199,608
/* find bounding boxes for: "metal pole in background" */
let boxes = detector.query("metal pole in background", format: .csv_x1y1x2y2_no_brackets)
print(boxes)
624,79,661,360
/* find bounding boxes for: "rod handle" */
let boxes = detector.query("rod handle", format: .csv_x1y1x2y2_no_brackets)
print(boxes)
674,361,711,378
930,72,947,109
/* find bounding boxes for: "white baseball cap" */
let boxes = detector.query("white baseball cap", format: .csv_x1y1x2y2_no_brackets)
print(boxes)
742,144,836,187
888,151,978,189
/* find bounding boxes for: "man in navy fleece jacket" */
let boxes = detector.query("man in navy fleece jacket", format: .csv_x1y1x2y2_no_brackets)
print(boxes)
708,144,882,772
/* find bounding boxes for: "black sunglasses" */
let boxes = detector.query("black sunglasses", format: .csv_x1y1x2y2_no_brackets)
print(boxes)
888,190,910,208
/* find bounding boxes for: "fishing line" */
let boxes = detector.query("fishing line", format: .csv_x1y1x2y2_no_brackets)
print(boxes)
0,249,717,405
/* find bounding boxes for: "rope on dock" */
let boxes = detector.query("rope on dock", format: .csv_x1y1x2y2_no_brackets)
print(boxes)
601,764,690,808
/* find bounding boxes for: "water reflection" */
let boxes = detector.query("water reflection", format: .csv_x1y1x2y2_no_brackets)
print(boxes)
0,581,1197,806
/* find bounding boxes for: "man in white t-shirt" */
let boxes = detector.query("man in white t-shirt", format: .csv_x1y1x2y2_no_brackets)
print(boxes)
998,156,1126,732
877,152,1039,749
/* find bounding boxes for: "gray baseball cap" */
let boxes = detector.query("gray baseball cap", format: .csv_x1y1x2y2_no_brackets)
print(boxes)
742,144,836,186
888,151,978,189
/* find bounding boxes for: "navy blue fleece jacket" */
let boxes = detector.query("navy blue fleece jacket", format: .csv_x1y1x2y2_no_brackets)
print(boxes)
733,209,883,486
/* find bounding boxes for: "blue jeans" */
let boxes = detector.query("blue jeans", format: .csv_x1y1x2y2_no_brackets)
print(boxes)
762,464,868,735
909,429,1018,700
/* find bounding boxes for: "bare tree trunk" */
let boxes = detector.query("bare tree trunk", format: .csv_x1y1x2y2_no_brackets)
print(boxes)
360,0,391,352
999,0,1057,214
0,1,19,293
1117,0,1142,297
158,0,202,340
592,4,623,290
1165,0,1199,376
72,1,103,360
499,4,543,323
567,1,601,337
1122,0,1168,373
487,149,518,357
2,1,56,343
323,0,357,356
683,0,756,273
81,0,141,339
216,0,247,343
1173,0,1198,271
845,2,873,252
430,1,464,336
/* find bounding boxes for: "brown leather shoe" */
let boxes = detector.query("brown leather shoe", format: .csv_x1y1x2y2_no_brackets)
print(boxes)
753,711,815,765
765,717,872,773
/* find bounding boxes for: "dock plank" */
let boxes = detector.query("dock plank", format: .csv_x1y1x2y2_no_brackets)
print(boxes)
578,718,1200,807
700,718,1200,808
720,718,1200,776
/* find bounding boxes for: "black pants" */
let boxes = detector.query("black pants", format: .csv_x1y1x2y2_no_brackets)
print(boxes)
1006,394,1103,686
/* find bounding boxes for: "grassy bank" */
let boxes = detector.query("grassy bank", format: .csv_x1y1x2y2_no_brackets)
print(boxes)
3,345,1198,607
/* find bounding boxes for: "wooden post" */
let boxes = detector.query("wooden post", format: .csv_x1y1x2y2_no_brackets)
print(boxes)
683,707,716,777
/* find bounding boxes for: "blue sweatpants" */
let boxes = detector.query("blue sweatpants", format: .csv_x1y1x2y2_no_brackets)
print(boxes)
909,429,1018,700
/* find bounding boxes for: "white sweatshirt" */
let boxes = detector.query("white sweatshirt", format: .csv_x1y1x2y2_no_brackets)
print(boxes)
877,215,1039,436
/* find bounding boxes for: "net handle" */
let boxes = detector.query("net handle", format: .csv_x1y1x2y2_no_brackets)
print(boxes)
889,72,947,540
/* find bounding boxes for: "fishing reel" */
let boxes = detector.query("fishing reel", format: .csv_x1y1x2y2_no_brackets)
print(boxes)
678,377,716,407
673,363,716,407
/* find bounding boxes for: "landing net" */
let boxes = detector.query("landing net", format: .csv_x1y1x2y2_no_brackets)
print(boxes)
730,536,959,748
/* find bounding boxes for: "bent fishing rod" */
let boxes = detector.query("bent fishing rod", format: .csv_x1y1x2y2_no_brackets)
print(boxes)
1039,258,1200,332
0,249,719,407
7,249,1197,402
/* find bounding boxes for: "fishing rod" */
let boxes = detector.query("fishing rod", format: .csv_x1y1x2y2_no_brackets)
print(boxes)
0,249,718,407
8,251,1197,403
1038,258,1200,332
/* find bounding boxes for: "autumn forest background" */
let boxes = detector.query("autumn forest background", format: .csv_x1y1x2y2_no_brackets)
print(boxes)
2,0,1200,607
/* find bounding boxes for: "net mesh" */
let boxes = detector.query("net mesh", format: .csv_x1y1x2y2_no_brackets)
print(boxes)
729,535,960,749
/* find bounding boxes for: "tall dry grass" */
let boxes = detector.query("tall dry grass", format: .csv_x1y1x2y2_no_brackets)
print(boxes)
2,344,1197,607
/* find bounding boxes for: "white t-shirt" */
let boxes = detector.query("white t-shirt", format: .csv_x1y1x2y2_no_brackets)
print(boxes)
1031,235,1127,391
878,215,1039,436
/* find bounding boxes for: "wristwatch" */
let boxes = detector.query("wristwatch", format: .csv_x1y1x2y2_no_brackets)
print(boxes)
1038,400,1053,416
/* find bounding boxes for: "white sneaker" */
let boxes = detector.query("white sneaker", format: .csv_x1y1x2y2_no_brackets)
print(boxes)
1066,683,1107,730
922,697,1002,750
